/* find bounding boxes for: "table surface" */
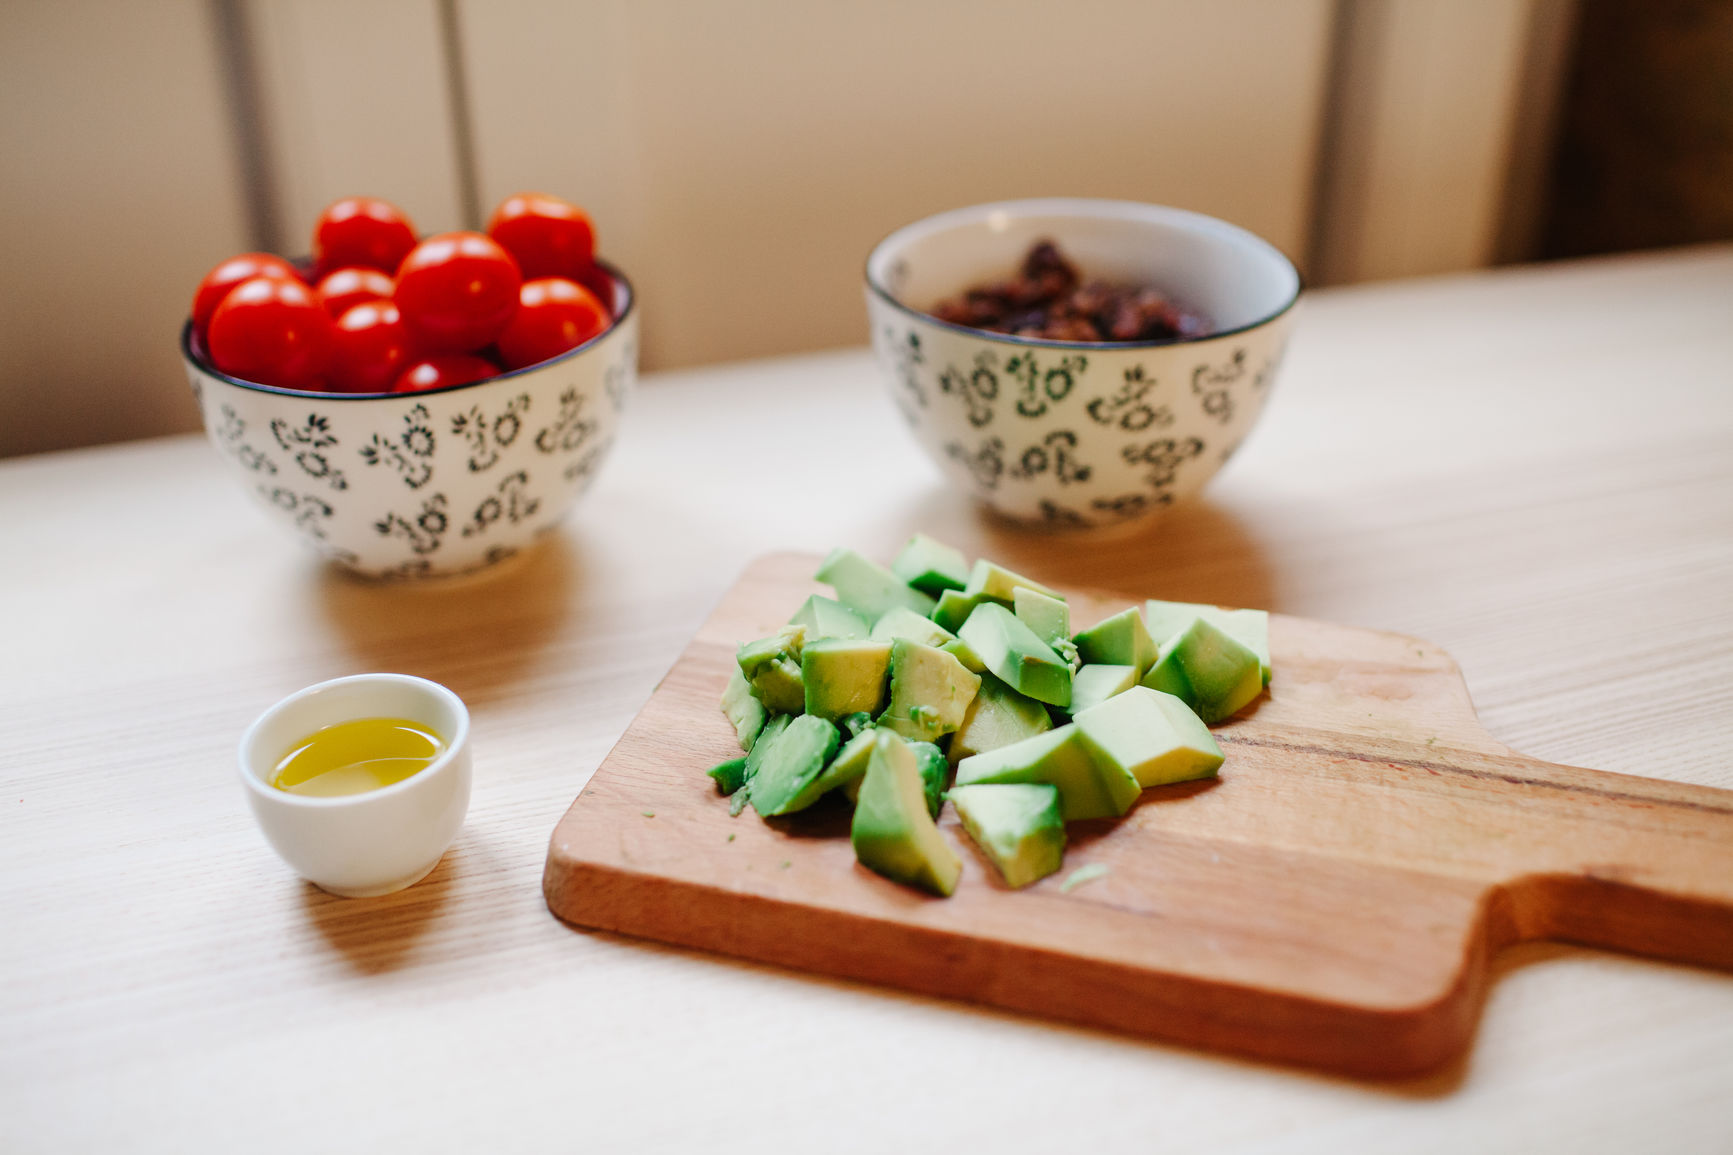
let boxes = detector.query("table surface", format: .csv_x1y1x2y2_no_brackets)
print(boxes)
3,246,1731,1153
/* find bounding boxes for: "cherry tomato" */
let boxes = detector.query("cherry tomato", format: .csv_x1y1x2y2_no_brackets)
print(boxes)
314,196,417,276
393,231,522,353
316,266,395,319
206,276,333,390
573,263,617,315
393,353,499,393
487,193,596,280
329,300,415,393
496,278,610,369
191,253,302,335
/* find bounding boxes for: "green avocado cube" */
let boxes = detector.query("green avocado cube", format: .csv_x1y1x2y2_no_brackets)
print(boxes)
877,639,981,742
948,783,1066,888
788,594,870,641
851,730,962,896
1074,685,1223,787
801,639,892,720
742,713,794,787
1013,587,1070,648
1065,663,1139,716
908,740,949,819
891,534,970,596
871,606,986,672
736,625,807,714
720,668,768,751
783,726,875,812
964,559,1062,603
1140,617,1263,723
1145,599,1272,685
954,723,1140,821
815,548,936,622
706,756,749,796
1072,606,1157,672
958,602,1073,708
948,672,1053,765
931,589,990,633
747,714,843,816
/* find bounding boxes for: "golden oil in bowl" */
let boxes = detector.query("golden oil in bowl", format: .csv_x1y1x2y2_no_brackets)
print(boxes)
270,717,445,797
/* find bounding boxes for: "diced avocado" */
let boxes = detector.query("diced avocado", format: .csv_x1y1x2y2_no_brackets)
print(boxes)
964,558,1062,603
840,711,875,738
850,730,962,896
707,756,749,796
721,668,767,751
932,589,989,633
948,783,1066,888
783,727,875,812
1066,663,1139,716
1013,587,1070,649
954,723,1140,821
788,594,870,641
801,639,892,720
1073,606,1157,672
949,672,1054,765
736,625,807,714
871,605,986,673
742,713,793,786
1145,599,1272,685
1074,685,1223,787
891,534,970,596
908,740,949,819
1140,617,1263,723
877,639,981,743
958,602,1073,708
814,548,936,621
747,714,843,816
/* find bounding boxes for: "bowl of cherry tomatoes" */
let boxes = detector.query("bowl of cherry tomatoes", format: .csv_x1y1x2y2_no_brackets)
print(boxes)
183,193,637,579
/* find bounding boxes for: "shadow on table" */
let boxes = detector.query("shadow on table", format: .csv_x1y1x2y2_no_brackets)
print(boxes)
312,529,583,706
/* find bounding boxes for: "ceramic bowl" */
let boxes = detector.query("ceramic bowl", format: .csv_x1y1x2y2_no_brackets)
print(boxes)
183,263,637,578
238,673,472,897
865,200,1299,528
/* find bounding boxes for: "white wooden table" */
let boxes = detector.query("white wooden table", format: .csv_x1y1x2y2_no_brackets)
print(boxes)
3,247,1731,1153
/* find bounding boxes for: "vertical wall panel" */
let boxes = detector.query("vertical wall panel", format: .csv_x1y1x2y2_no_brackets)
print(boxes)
0,0,251,457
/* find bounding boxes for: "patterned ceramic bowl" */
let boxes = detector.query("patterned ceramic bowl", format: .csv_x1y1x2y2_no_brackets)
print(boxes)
183,263,637,578
865,200,1299,528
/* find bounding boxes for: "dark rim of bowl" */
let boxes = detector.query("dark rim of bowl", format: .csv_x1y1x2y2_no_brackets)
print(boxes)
862,200,1304,350
182,257,636,400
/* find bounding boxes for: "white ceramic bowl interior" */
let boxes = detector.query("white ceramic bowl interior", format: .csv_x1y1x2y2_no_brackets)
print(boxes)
865,199,1300,527
238,673,473,897
184,264,638,579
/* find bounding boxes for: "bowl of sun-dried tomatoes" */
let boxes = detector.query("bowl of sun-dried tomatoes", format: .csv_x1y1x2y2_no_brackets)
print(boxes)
865,199,1299,528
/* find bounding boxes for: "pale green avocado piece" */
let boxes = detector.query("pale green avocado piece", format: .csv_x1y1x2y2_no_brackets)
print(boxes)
964,559,1061,603
720,668,767,751
1072,606,1157,672
948,783,1065,889
890,534,970,596
1140,617,1263,723
784,726,875,812
1013,587,1070,648
742,713,794,787
801,639,892,720
1065,663,1139,716
707,755,749,796
958,602,1073,708
871,606,986,673
736,624,807,714
851,730,962,896
788,594,870,641
1074,685,1223,787
814,548,936,621
748,714,842,816
877,639,981,742
953,723,1140,821
948,672,1053,766
931,589,993,633
1145,599,1272,685
908,740,948,819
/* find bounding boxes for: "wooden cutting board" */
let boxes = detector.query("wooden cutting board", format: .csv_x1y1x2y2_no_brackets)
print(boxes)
543,553,1733,1077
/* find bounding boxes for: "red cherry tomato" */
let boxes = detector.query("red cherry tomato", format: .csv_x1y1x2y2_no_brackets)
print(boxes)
314,196,417,276
329,300,415,393
496,278,610,369
191,253,302,335
206,276,333,390
487,193,596,280
393,231,522,353
394,353,499,393
316,266,395,319
573,263,617,315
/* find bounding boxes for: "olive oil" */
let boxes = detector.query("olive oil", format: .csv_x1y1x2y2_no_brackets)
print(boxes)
271,717,445,797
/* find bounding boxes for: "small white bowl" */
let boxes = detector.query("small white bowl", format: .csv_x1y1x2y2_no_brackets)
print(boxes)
238,673,472,897
865,199,1300,528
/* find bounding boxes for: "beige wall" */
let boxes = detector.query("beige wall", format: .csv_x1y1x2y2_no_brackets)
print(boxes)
0,0,1563,458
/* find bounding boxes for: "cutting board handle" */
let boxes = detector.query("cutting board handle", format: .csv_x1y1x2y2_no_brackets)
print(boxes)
1488,751,1733,970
